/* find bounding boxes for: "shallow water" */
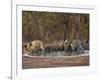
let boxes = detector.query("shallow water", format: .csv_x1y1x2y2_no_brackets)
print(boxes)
30,50,88,57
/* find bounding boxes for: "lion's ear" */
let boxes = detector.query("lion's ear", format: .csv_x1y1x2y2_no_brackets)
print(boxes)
29,42,32,46
24,44,27,48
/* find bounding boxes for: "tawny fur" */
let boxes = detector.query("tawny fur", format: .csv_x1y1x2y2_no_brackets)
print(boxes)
24,40,44,54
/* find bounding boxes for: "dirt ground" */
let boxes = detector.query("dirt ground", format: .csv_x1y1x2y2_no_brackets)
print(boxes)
22,55,89,69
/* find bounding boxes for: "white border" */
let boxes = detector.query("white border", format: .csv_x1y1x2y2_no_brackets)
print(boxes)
12,4,97,80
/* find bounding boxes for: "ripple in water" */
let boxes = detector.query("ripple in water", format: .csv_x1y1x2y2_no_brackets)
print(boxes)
28,50,89,57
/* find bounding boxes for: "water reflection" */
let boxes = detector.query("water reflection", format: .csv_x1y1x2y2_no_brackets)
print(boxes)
30,50,89,57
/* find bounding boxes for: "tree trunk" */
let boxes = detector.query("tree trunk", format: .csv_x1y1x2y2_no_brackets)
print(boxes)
64,15,77,49
31,12,40,40
63,14,70,41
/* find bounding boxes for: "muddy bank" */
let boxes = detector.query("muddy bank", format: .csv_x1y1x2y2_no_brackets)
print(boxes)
22,55,89,69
